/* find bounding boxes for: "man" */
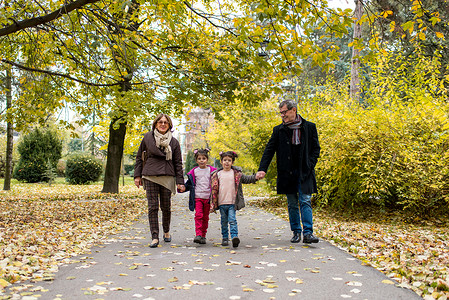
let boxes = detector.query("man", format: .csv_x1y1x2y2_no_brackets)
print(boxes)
256,99,320,244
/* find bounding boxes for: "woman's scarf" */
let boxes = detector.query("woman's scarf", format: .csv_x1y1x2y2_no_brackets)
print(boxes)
284,114,302,145
153,129,173,160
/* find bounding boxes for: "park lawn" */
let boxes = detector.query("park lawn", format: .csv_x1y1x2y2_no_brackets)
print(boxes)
0,178,147,289
0,180,447,299
246,185,449,299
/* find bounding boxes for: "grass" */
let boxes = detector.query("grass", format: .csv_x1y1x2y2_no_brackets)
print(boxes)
0,177,147,289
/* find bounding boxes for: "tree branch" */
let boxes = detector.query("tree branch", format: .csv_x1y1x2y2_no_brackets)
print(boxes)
183,1,238,37
1,58,119,87
0,0,100,37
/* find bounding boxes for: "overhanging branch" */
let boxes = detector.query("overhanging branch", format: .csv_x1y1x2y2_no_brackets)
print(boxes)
0,0,100,37
1,58,119,87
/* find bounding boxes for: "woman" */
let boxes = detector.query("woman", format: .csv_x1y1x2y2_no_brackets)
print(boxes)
134,114,185,248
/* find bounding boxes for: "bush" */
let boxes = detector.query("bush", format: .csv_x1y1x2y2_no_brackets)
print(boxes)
65,153,103,184
311,51,449,214
124,164,134,176
13,128,62,183
13,159,47,183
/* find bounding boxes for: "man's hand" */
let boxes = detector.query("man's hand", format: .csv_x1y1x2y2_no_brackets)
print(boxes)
134,177,142,188
256,171,266,180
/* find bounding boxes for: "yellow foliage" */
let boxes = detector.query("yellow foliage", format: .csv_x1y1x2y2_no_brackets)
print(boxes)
206,98,279,172
310,50,449,213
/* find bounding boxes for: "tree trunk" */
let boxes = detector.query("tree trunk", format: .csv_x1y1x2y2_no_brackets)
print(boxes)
3,67,13,191
101,115,127,193
101,1,139,193
350,0,363,100
91,110,95,156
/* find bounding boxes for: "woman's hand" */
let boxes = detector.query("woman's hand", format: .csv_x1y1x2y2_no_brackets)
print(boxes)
177,184,185,192
134,177,142,188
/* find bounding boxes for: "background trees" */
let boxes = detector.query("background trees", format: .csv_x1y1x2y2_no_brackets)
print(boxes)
1,0,447,200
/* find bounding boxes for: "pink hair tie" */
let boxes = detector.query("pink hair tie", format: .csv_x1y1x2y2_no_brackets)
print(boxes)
219,151,223,155
193,149,198,154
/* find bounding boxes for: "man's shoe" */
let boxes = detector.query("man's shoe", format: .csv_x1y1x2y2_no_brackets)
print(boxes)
290,233,301,243
200,237,206,244
303,234,319,244
163,235,171,243
221,239,229,246
232,237,240,248
194,236,202,243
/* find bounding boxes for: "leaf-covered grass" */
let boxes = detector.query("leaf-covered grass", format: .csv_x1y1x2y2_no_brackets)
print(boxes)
0,178,147,288
246,184,449,299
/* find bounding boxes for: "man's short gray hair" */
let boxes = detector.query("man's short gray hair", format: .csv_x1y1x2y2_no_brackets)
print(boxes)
279,99,297,110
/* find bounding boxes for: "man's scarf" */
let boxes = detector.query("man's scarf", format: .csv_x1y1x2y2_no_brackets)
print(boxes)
284,114,302,145
154,129,173,160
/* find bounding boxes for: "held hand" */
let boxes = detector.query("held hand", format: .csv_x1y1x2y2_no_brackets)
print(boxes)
134,177,142,188
256,171,266,180
177,184,185,193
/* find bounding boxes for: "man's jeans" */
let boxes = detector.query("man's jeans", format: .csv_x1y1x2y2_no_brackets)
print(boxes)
286,191,313,236
219,204,238,239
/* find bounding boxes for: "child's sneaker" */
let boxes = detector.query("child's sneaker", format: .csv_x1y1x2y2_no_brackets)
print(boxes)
221,239,229,246
232,237,240,248
194,236,202,243
200,237,206,244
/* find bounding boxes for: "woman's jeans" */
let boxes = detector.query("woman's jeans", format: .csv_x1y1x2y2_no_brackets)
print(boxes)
286,191,313,236
219,204,238,239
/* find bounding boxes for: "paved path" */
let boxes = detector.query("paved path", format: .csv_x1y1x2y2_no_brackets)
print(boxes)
6,193,420,300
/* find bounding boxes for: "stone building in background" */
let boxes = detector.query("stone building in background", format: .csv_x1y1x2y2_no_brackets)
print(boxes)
180,107,213,162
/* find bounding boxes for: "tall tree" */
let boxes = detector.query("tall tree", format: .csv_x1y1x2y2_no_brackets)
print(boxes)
350,0,363,99
3,66,13,190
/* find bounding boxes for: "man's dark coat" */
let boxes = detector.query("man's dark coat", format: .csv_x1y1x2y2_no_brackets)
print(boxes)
258,117,320,195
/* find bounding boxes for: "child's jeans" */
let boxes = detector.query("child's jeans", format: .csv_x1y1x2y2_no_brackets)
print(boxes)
195,198,210,237
219,204,238,239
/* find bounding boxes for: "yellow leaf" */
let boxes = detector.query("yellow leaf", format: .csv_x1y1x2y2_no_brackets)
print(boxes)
436,32,444,38
0,279,10,288
389,21,396,32
382,280,395,285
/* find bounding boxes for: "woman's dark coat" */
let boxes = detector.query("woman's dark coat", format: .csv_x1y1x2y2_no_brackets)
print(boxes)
134,131,184,185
